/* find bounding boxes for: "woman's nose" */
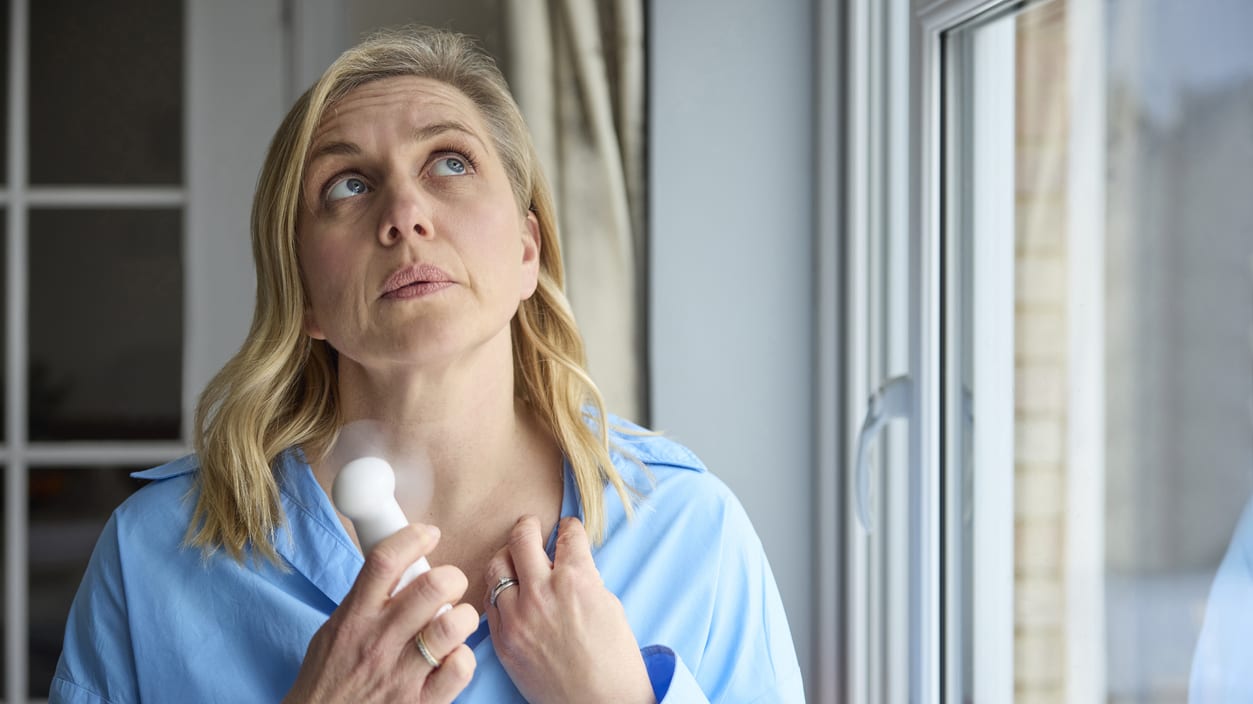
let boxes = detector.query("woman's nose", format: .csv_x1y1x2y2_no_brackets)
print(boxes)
377,181,433,245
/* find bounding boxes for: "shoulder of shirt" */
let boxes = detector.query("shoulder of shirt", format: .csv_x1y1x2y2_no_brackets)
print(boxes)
602,416,760,552
111,454,201,524
606,414,708,474
601,414,751,516
131,453,200,481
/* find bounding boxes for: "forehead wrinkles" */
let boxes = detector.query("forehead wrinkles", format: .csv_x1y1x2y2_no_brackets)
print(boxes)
310,78,486,150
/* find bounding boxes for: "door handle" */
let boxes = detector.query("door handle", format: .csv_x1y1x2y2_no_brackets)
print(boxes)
854,375,913,532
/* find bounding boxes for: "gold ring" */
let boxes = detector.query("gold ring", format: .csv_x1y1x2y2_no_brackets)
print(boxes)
414,629,441,669
489,577,520,608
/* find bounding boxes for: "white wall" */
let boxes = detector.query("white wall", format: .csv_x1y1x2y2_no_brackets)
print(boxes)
185,0,287,428
649,0,818,694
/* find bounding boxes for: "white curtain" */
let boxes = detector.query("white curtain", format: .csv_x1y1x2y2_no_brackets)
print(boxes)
504,0,646,423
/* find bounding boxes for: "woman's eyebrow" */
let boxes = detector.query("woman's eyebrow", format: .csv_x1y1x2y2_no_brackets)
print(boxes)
412,120,487,151
307,140,360,171
307,121,485,171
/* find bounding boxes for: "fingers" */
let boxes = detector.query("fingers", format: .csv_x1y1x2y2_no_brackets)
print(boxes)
401,564,468,614
483,546,519,612
482,547,509,656
341,521,469,656
414,603,479,665
347,523,441,610
489,516,595,611
373,561,468,656
553,517,595,570
506,515,552,585
484,546,517,586
292,560,475,703
421,644,476,703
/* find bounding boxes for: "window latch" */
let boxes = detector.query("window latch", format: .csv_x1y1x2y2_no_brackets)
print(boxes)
854,375,913,532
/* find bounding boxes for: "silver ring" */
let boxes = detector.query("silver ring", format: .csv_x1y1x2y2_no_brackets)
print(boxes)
414,629,441,669
489,577,520,608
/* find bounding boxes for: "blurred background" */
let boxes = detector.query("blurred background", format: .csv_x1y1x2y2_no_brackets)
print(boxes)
1,0,1250,702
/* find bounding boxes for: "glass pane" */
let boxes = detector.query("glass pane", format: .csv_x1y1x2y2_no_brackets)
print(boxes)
1107,1,1253,701
29,210,182,440
28,0,182,184
943,4,1032,702
28,466,144,698
945,0,1253,701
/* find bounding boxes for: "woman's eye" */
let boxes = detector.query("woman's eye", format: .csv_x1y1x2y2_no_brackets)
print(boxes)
431,156,469,177
327,176,370,201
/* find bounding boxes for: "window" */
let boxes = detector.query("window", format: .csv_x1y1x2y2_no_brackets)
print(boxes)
11,0,184,697
3,1,280,699
909,0,1253,700
846,0,1253,700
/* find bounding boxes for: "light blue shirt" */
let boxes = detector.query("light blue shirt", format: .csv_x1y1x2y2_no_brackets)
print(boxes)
1190,492,1253,702
52,424,804,703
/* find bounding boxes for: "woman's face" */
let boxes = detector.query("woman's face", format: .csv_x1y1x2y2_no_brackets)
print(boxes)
297,76,540,373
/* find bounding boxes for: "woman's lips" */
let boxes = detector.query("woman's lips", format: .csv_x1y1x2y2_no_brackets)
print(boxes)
383,280,454,299
380,264,453,298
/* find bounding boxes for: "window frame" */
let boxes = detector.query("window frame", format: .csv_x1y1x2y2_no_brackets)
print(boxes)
2,0,281,698
892,0,1109,701
838,0,1027,701
941,11,1019,701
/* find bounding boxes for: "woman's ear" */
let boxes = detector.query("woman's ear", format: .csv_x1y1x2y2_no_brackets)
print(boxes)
519,210,541,299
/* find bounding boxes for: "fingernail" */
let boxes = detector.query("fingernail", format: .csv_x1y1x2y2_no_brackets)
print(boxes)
423,524,441,541
435,603,453,618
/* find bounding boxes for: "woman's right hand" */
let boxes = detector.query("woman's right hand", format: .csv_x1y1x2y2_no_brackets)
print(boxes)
283,524,479,704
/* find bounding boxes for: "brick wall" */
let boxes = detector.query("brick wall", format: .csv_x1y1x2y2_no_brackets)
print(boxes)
1014,0,1070,701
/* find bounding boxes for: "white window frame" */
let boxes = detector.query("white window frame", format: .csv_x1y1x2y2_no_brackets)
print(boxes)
919,3,1018,702
941,11,1018,701
840,0,1034,701
916,1,1108,701
842,0,937,701
1063,0,1107,700
3,1,282,699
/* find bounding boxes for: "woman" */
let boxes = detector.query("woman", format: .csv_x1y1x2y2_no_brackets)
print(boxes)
52,27,803,703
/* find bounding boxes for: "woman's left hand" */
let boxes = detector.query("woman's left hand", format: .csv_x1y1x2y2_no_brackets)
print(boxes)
485,515,655,704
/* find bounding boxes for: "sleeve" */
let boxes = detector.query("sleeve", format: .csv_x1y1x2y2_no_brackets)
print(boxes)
642,646,706,702
50,513,139,704
642,488,806,703
1190,493,1253,703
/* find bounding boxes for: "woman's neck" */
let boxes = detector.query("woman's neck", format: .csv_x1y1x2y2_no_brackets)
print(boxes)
311,333,562,529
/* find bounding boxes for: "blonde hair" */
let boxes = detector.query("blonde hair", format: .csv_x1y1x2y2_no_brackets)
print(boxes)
189,26,632,563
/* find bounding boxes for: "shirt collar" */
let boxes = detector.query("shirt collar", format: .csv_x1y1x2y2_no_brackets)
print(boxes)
158,450,585,630
131,454,199,480
273,450,363,607
130,451,362,607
